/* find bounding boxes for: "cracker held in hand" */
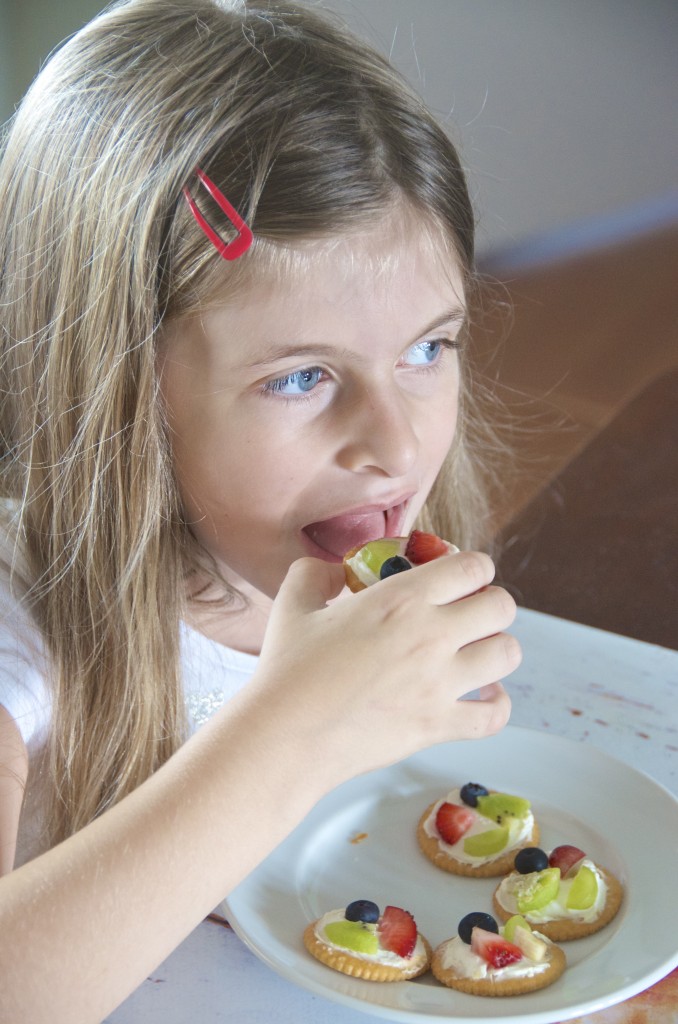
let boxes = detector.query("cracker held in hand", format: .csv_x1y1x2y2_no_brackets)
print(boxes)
431,910,566,997
417,783,541,878
492,844,623,941
303,900,431,981
343,530,457,592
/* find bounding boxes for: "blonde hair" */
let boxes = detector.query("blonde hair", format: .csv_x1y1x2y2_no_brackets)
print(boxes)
0,0,497,847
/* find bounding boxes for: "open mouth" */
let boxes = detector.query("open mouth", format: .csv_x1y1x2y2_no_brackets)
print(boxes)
302,499,411,561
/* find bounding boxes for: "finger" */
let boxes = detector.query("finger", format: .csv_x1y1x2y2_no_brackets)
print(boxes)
429,584,518,653
453,631,523,696
277,557,346,615
478,681,513,702
450,681,512,740
380,550,496,606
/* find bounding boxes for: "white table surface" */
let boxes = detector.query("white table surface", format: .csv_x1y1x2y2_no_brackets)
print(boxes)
106,608,678,1024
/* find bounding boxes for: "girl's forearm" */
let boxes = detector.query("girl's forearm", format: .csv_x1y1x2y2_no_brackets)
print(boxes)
0,554,518,1024
0,684,328,1024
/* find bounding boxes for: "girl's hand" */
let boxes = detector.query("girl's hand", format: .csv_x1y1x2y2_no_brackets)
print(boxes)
0,553,517,1024
254,551,519,789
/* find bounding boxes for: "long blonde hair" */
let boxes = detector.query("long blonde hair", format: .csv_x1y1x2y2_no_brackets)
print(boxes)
0,0,497,847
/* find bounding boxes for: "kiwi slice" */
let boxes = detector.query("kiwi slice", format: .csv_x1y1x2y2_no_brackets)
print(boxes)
324,920,379,954
476,792,531,823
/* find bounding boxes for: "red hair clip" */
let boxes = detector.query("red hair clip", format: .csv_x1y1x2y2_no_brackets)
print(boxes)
183,168,253,260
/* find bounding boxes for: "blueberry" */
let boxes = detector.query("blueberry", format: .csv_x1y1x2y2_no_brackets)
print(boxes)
345,899,380,923
514,847,549,874
457,911,498,944
379,555,412,580
459,782,489,807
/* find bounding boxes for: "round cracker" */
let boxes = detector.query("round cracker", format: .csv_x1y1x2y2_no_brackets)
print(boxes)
431,937,566,996
492,867,623,941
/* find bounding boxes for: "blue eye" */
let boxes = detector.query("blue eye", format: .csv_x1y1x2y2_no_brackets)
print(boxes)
405,340,443,366
265,367,324,396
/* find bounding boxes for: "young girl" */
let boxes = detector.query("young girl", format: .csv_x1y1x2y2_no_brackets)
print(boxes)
0,0,521,1019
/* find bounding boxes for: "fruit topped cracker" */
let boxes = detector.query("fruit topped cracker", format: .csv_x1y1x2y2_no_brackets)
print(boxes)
343,530,457,592
493,844,623,941
417,782,541,877
431,910,567,997
303,899,431,981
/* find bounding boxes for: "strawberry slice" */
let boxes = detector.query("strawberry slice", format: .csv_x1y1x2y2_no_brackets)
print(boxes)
377,905,417,958
471,926,523,969
549,844,586,877
404,530,449,564
435,801,475,845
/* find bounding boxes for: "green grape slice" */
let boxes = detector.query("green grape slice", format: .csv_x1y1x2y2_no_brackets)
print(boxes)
516,867,561,913
503,914,531,941
463,826,509,857
566,865,598,910
361,539,401,575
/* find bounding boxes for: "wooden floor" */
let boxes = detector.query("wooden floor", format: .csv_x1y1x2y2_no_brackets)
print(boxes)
471,214,678,647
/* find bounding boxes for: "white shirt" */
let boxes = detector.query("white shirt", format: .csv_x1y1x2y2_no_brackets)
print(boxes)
0,564,258,865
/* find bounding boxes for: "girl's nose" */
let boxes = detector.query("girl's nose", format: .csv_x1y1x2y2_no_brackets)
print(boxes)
336,386,419,478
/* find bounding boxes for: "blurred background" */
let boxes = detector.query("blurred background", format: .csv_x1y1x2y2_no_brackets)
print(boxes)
2,0,677,645
1,0,676,260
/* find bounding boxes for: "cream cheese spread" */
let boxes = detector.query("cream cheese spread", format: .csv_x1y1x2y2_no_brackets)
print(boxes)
438,933,553,980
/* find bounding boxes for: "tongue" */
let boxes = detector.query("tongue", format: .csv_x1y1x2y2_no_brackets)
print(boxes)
304,512,386,557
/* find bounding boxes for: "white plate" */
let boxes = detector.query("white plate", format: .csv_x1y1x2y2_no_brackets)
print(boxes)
225,726,678,1023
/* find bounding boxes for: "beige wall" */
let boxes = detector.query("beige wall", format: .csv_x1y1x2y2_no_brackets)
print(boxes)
2,0,677,257
1,0,103,111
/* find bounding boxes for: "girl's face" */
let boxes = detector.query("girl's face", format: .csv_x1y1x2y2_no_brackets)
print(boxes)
159,222,466,599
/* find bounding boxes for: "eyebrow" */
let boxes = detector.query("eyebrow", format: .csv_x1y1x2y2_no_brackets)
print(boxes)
249,307,467,367
420,308,467,335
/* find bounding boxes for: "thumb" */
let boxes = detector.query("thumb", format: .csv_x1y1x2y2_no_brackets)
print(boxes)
276,556,347,616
